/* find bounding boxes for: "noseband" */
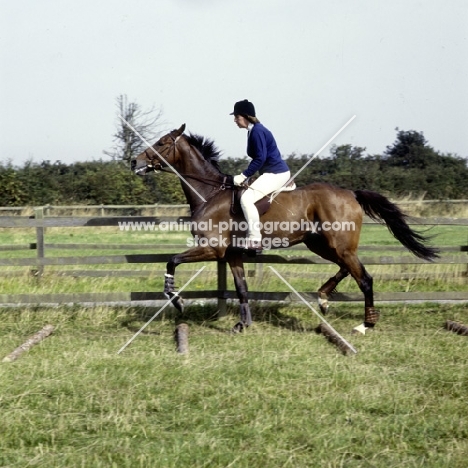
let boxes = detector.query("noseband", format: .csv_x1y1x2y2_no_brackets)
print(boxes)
143,134,181,173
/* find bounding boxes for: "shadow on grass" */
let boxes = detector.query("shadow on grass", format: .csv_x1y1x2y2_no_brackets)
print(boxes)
118,299,364,335
118,300,468,342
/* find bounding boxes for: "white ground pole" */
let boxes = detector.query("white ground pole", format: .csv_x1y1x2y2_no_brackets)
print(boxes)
117,266,206,354
119,115,207,203
268,266,357,354
270,115,356,202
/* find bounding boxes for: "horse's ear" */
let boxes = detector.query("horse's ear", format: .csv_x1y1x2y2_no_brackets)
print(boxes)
176,123,186,136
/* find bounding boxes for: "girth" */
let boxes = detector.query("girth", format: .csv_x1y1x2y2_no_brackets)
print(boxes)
230,188,271,217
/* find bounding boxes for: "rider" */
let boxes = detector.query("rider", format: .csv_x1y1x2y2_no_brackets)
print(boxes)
231,99,294,250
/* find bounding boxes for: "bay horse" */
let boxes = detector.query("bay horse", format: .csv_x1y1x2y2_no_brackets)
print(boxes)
131,124,438,333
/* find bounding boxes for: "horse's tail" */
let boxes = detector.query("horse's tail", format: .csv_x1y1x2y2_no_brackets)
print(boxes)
354,189,439,261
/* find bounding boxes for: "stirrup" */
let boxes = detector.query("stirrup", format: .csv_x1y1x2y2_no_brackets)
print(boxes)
244,239,263,251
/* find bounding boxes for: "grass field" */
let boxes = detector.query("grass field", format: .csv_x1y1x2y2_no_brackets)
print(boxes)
0,303,467,467
0,216,467,467
0,223,467,296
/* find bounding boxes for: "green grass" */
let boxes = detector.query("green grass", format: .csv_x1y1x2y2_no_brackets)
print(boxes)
0,219,467,467
358,224,467,247
2,223,466,247
0,224,466,296
0,303,467,467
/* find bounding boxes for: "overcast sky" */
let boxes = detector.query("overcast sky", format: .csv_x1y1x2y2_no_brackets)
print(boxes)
1,0,467,166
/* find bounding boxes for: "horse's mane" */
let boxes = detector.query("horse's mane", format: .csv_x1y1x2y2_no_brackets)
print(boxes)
186,133,222,171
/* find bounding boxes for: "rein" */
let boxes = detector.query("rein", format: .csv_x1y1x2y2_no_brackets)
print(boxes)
156,166,233,190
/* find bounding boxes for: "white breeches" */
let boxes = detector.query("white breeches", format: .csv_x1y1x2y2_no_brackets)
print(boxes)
240,171,291,240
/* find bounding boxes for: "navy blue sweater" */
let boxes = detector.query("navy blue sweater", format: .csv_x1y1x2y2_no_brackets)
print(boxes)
242,123,289,177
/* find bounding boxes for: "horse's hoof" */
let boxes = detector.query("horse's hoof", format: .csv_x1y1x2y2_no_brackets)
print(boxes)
319,304,329,315
318,294,329,315
173,297,184,313
165,292,184,312
231,322,245,333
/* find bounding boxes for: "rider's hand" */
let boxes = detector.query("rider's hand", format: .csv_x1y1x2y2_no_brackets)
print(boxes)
233,174,247,186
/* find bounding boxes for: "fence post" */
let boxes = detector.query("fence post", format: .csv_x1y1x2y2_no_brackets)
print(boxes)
217,260,227,318
34,207,45,276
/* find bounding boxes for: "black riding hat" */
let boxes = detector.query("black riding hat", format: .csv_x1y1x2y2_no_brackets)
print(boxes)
230,99,256,117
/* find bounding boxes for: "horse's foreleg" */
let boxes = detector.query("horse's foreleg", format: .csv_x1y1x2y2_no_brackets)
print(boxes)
164,271,183,312
317,268,349,315
164,246,218,313
225,251,252,332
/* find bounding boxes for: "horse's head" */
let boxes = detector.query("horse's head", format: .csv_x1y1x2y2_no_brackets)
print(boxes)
131,123,186,176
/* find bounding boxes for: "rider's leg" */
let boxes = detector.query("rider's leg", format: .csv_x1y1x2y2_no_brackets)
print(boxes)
240,171,290,242
240,189,262,242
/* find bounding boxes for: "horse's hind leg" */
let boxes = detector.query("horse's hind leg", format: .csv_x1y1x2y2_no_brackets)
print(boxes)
304,232,379,330
303,234,349,315
317,268,349,315
225,250,252,333
340,253,380,331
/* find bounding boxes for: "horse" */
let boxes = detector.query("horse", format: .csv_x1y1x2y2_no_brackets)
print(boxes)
131,124,438,333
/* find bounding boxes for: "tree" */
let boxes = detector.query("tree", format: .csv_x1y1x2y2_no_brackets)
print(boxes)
104,95,164,164
384,129,433,168
218,156,249,176
381,129,468,197
0,162,27,205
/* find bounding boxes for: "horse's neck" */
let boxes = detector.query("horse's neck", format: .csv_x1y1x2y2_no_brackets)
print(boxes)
178,150,224,212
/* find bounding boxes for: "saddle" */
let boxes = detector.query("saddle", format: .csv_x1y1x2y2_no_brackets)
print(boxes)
230,178,296,216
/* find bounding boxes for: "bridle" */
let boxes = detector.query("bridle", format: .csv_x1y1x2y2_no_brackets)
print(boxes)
136,132,235,198
138,133,181,174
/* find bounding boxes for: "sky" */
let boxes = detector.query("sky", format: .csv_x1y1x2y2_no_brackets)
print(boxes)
1,0,467,166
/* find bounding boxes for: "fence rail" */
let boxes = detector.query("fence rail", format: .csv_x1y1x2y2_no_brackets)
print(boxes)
2,215,468,229
0,208,467,308
0,200,467,216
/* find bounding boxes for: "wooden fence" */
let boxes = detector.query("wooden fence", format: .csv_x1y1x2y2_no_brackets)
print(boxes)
0,207,467,312
1,200,467,217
